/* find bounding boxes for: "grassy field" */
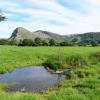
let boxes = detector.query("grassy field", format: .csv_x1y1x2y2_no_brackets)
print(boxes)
0,46,100,73
0,46,100,100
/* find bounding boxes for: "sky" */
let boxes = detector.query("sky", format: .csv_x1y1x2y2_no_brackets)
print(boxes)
0,0,100,38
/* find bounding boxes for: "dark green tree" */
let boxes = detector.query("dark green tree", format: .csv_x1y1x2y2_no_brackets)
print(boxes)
59,42,72,46
34,37,42,46
42,40,48,46
90,41,97,47
0,11,6,22
60,42,68,46
21,39,33,46
49,39,56,46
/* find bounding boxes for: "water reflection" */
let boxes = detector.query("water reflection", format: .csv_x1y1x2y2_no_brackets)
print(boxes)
0,66,65,92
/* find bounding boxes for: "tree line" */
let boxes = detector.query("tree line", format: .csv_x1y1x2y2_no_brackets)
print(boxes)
0,37,99,47
0,38,72,46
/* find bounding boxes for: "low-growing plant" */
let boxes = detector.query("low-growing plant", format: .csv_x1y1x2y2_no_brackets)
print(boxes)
65,70,77,79
90,51,100,64
66,55,87,68
0,83,9,91
43,52,67,70
43,53,87,70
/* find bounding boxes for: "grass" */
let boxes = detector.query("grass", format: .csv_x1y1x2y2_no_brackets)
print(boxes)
0,46,100,100
0,91,45,100
0,46,100,73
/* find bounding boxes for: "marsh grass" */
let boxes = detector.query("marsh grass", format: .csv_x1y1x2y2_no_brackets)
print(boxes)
89,51,100,64
43,54,88,70
0,83,9,91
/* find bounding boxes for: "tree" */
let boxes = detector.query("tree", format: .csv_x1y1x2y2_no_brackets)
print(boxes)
90,41,97,47
34,37,42,46
71,38,78,43
49,39,56,46
59,41,72,46
0,39,8,45
21,39,33,46
77,41,87,46
42,40,48,46
60,42,68,46
8,39,16,45
0,11,6,22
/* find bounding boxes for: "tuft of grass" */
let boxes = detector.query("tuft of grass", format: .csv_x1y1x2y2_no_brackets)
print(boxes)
47,88,88,100
0,83,9,91
43,52,67,70
66,54,87,68
90,51,100,64
0,91,45,100
43,54,87,70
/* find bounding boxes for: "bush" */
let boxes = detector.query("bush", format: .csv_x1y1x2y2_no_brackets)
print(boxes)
34,37,42,46
66,55,87,67
43,52,67,70
49,39,56,46
19,39,33,46
43,53,87,70
90,52,100,64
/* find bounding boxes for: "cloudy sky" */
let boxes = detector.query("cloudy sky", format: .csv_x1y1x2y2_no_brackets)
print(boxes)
0,0,100,38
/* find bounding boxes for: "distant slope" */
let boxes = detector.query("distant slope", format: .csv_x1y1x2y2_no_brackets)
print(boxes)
70,32,100,44
10,27,100,44
10,27,38,40
10,27,67,41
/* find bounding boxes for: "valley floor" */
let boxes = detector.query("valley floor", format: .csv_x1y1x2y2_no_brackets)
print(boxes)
0,46,100,100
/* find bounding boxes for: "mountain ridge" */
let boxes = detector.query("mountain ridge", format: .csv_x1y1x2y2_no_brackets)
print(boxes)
10,27,100,44
10,27,67,41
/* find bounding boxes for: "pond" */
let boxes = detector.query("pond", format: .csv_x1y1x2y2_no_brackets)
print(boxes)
0,66,65,92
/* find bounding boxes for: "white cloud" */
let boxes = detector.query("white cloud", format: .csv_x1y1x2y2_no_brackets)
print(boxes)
0,0,100,38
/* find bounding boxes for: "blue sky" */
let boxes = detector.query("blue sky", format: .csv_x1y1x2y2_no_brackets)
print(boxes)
0,0,100,38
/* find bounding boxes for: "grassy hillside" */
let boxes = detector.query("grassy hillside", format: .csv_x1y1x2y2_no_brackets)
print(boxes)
0,46,100,100
70,32,100,43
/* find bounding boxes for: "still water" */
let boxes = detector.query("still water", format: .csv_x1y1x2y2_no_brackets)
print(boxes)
0,66,65,92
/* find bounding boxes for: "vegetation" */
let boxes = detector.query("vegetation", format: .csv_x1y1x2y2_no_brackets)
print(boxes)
0,63,100,100
0,11,6,22
0,38,100,46
9,27,100,46
0,46,99,73
0,39,16,45
0,46,99,100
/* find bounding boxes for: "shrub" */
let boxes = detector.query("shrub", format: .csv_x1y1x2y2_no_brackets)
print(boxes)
65,70,76,79
34,37,42,46
43,53,87,70
66,55,87,68
43,52,67,70
20,39,33,46
49,39,56,46
90,52,100,64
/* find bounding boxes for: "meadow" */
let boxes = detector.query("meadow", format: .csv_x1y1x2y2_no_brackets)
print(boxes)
0,46,100,100
0,46,100,73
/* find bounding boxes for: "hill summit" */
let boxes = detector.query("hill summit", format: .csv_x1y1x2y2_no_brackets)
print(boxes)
10,27,66,41
10,27,100,44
